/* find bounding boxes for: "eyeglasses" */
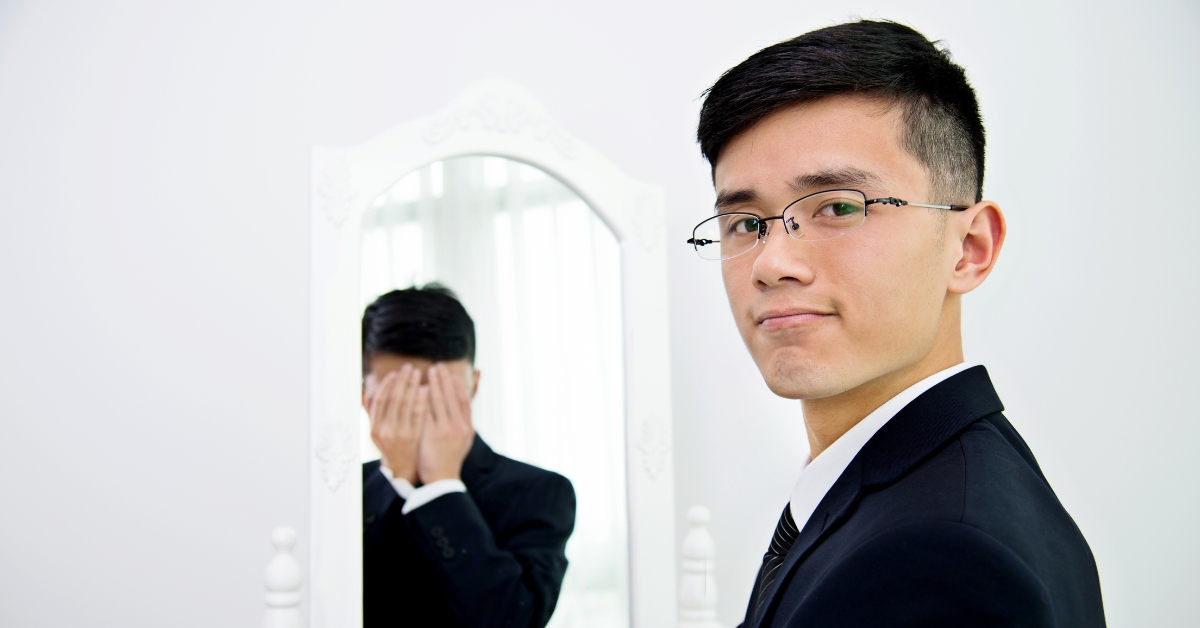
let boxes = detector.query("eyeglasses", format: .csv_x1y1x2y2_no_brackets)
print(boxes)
686,189,970,261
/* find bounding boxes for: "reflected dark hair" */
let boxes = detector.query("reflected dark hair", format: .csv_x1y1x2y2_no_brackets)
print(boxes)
361,283,476,373
697,20,985,204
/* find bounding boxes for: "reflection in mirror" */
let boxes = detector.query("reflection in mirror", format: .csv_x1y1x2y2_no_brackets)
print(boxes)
360,155,629,627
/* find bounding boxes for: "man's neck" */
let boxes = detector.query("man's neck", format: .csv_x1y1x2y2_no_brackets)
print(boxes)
801,335,964,460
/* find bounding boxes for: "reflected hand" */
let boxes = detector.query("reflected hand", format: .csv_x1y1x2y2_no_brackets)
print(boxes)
418,363,475,483
368,363,428,484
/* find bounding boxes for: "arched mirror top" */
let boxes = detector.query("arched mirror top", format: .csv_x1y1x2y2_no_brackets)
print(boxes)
313,79,663,247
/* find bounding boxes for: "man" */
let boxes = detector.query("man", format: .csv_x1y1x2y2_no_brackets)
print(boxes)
361,284,576,628
690,21,1105,627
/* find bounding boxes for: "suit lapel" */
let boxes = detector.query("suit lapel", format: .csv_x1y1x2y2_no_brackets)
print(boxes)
751,460,864,628
363,460,399,548
857,366,1004,488
751,366,1006,628
460,434,498,490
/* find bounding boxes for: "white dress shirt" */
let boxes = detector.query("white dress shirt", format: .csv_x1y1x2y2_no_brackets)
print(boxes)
377,464,468,515
788,362,975,531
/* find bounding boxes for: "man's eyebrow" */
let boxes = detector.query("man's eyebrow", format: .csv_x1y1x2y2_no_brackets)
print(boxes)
714,188,758,211
714,167,885,212
791,167,883,192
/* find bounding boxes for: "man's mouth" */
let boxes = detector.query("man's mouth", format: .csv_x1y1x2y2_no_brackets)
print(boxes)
755,307,835,331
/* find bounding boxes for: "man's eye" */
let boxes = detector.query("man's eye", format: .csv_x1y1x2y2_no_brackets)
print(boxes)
816,201,862,218
733,218,760,233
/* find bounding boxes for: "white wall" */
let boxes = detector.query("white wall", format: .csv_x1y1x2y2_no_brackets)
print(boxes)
1,1,1196,626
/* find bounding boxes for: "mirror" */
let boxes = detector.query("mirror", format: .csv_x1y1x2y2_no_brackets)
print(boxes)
359,155,629,625
308,79,675,628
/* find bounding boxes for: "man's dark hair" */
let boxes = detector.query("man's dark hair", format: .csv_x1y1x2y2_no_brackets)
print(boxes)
362,283,476,373
698,20,985,204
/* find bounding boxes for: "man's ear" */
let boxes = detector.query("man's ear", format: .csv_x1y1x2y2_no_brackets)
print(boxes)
471,369,481,400
948,200,1006,295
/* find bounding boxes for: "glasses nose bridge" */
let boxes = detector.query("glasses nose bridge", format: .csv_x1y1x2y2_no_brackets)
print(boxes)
752,215,797,259
756,214,787,239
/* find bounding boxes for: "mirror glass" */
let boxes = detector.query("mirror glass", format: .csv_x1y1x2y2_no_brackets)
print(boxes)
359,155,629,627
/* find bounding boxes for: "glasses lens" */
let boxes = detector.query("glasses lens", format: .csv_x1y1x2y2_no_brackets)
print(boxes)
692,213,761,260
783,190,867,241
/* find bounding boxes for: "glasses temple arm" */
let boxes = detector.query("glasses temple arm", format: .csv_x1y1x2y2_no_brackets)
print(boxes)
866,198,971,211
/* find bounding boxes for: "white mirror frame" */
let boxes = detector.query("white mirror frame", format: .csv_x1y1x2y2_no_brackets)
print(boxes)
308,78,676,628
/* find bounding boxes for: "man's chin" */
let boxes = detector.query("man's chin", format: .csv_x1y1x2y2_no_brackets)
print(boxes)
764,378,846,400
758,357,853,400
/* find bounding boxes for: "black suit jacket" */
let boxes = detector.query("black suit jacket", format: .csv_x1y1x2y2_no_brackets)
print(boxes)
743,366,1105,628
364,435,576,628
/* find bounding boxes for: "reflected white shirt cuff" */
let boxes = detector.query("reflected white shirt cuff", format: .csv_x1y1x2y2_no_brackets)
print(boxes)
378,464,467,514
377,464,415,499
401,479,467,514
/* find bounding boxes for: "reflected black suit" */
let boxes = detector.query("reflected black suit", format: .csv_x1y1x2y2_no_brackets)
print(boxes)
364,435,575,628
743,366,1106,628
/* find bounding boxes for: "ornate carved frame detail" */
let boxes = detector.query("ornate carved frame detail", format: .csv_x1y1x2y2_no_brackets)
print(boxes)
308,78,676,628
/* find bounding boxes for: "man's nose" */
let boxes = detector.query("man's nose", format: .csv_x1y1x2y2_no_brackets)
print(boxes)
750,221,816,287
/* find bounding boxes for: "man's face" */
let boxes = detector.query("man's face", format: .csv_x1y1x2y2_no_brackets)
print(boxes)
362,353,478,410
714,95,957,400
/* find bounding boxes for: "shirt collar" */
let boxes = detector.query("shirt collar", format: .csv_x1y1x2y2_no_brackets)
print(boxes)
789,362,975,528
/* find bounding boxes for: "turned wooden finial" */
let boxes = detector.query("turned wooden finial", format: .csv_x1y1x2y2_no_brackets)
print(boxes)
679,506,722,628
263,526,303,628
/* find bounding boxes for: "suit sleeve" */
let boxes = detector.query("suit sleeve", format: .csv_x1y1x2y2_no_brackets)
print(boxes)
402,472,576,628
781,521,1055,628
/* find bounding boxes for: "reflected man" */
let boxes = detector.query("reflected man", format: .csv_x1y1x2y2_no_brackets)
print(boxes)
691,20,1105,627
362,284,575,628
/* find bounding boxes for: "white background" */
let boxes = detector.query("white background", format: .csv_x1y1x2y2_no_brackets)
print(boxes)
1,1,1197,626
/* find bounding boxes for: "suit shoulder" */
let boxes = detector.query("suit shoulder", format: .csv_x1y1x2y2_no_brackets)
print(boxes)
956,417,1044,477
468,453,576,536
950,418,1105,627
955,418,1082,539
492,454,573,494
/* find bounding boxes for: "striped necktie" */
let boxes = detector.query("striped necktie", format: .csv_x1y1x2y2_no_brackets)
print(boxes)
755,503,800,618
